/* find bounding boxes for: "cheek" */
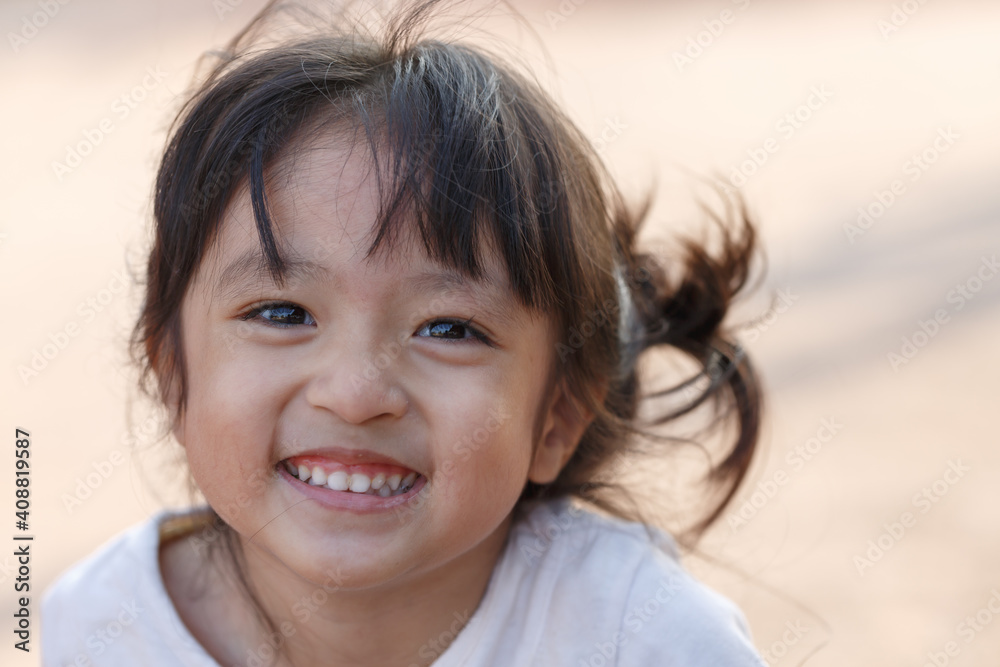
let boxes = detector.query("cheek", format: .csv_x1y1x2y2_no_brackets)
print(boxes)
181,310,292,447
431,378,540,503
182,422,285,538
181,401,270,523
179,331,287,523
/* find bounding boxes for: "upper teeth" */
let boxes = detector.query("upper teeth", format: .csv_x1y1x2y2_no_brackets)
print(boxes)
285,461,417,497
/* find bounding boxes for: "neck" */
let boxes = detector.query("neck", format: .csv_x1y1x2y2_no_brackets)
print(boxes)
232,514,512,667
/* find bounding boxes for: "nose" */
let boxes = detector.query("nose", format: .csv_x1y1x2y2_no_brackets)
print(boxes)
304,336,410,425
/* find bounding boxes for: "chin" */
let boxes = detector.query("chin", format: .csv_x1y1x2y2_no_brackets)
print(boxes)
240,513,424,592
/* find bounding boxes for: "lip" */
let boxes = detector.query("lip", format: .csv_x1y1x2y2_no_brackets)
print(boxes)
277,463,427,514
282,446,417,472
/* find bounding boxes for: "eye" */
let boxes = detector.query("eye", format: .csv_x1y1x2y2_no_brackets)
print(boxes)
240,301,316,328
416,317,492,346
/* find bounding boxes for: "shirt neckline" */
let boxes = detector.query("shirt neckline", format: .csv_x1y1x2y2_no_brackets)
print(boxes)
146,506,226,665
148,500,564,666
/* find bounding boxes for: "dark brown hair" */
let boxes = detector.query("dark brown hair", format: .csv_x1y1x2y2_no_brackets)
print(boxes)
130,0,762,642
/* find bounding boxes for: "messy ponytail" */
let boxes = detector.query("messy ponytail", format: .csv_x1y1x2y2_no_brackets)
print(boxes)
520,182,763,540
627,192,761,535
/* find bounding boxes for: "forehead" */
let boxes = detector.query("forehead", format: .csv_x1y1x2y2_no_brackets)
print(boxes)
195,127,524,325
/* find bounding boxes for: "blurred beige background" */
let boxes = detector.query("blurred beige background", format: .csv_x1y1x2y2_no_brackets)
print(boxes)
3,0,999,665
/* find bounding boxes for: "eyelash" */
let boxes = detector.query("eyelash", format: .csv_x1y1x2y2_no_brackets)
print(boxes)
239,301,493,346
240,301,316,328
420,317,494,347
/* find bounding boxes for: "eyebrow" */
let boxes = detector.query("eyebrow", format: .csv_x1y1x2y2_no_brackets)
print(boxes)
212,248,521,329
213,248,331,298
406,269,520,331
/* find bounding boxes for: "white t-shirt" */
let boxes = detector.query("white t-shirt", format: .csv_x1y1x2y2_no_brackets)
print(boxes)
42,497,765,666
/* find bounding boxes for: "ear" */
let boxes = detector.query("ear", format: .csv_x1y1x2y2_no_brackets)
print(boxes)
528,378,596,485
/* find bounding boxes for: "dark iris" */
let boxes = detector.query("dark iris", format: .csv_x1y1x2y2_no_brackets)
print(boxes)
262,305,309,325
428,321,468,339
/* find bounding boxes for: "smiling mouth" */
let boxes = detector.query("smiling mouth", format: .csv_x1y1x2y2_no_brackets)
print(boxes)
280,459,420,498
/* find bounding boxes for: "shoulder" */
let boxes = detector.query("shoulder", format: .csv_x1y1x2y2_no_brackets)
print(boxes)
42,513,159,638
41,507,218,666
506,498,766,666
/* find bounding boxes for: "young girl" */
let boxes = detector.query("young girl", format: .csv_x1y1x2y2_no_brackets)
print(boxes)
42,1,765,664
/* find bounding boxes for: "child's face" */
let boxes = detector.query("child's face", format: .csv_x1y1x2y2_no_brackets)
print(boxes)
171,129,578,592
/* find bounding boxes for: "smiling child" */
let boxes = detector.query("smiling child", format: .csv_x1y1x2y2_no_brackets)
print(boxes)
42,1,766,665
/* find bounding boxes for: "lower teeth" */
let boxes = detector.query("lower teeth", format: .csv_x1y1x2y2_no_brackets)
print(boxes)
339,482,414,497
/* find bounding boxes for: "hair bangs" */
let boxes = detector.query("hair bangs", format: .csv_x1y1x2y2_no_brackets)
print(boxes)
227,38,569,321
346,41,567,317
